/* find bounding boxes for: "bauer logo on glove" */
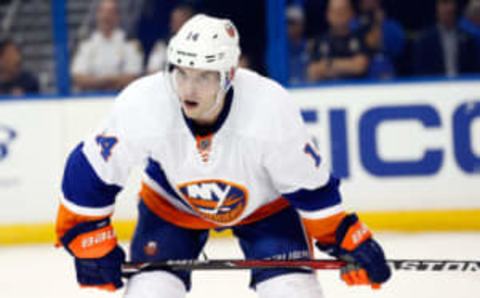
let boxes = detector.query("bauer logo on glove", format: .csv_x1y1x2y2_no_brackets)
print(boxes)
316,213,391,289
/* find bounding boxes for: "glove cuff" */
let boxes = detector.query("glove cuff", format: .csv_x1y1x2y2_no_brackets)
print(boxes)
61,218,117,259
336,213,372,251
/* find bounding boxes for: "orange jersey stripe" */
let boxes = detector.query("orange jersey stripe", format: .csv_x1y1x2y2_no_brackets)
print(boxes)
55,203,110,245
302,212,347,244
242,196,290,224
140,183,290,229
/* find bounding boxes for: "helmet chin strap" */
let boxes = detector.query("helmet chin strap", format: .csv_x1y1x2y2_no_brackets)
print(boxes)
200,88,226,119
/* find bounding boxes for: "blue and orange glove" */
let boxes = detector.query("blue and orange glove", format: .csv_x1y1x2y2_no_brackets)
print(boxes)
316,213,391,289
60,218,125,291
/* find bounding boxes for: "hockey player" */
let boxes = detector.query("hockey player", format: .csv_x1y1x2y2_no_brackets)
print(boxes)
55,14,391,297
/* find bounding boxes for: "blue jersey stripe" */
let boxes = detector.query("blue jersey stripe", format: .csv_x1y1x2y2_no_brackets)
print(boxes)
62,143,122,208
145,158,192,209
283,176,342,211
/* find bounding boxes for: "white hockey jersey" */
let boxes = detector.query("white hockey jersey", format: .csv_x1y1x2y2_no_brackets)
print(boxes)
60,69,343,229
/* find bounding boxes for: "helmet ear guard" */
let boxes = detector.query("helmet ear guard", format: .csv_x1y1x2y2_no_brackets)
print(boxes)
220,67,236,93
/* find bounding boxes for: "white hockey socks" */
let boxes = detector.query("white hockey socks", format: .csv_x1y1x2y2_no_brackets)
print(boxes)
123,271,187,298
256,273,325,298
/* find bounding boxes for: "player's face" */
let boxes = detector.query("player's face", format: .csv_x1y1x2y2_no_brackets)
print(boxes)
327,0,353,30
174,66,221,121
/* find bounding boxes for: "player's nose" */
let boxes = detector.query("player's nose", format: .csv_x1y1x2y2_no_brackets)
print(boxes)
181,80,198,99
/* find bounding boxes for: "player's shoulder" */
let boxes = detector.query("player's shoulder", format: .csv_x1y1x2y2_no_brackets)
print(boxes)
234,68,296,113
235,68,288,97
108,72,177,137
114,72,169,105
233,69,303,140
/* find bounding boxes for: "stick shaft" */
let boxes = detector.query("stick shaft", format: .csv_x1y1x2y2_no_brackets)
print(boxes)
122,259,480,277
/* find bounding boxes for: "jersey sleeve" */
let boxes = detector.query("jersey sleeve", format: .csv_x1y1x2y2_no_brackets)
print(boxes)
263,90,344,221
60,88,147,217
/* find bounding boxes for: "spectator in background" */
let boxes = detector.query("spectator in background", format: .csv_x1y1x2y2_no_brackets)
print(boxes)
286,5,310,84
308,0,369,81
413,0,479,77
351,0,405,79
460,0,480,49
0,38,39,96
71,0,143,92
146,3,195,73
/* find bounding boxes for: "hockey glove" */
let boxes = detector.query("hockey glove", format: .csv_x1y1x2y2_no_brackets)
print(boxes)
316,213,391,288
60,218,125,291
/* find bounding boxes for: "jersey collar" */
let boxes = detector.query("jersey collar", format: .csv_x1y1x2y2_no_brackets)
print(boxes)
182,88,234,137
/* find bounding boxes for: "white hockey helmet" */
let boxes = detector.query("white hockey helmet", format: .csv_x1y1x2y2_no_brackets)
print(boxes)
167,14,241,92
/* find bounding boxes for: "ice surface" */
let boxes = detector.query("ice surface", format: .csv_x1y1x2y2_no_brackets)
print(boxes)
1,233,480,298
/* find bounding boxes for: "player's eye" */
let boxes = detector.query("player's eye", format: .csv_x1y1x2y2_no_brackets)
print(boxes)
200,72,219,84
193,73,209,86
175,69,188,82
199,73,211,81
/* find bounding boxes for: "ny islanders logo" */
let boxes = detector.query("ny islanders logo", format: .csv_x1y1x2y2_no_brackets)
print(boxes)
178,180,248,224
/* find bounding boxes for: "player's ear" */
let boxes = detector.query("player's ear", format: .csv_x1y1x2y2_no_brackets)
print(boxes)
229,67,236,81
224,67,236,89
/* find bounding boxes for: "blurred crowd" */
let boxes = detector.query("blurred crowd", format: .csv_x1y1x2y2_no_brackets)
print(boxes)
291,0,480,84
0,0,479,96
0,37,39,95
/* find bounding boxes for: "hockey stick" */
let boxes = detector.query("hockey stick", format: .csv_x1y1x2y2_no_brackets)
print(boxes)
121,259,480,277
